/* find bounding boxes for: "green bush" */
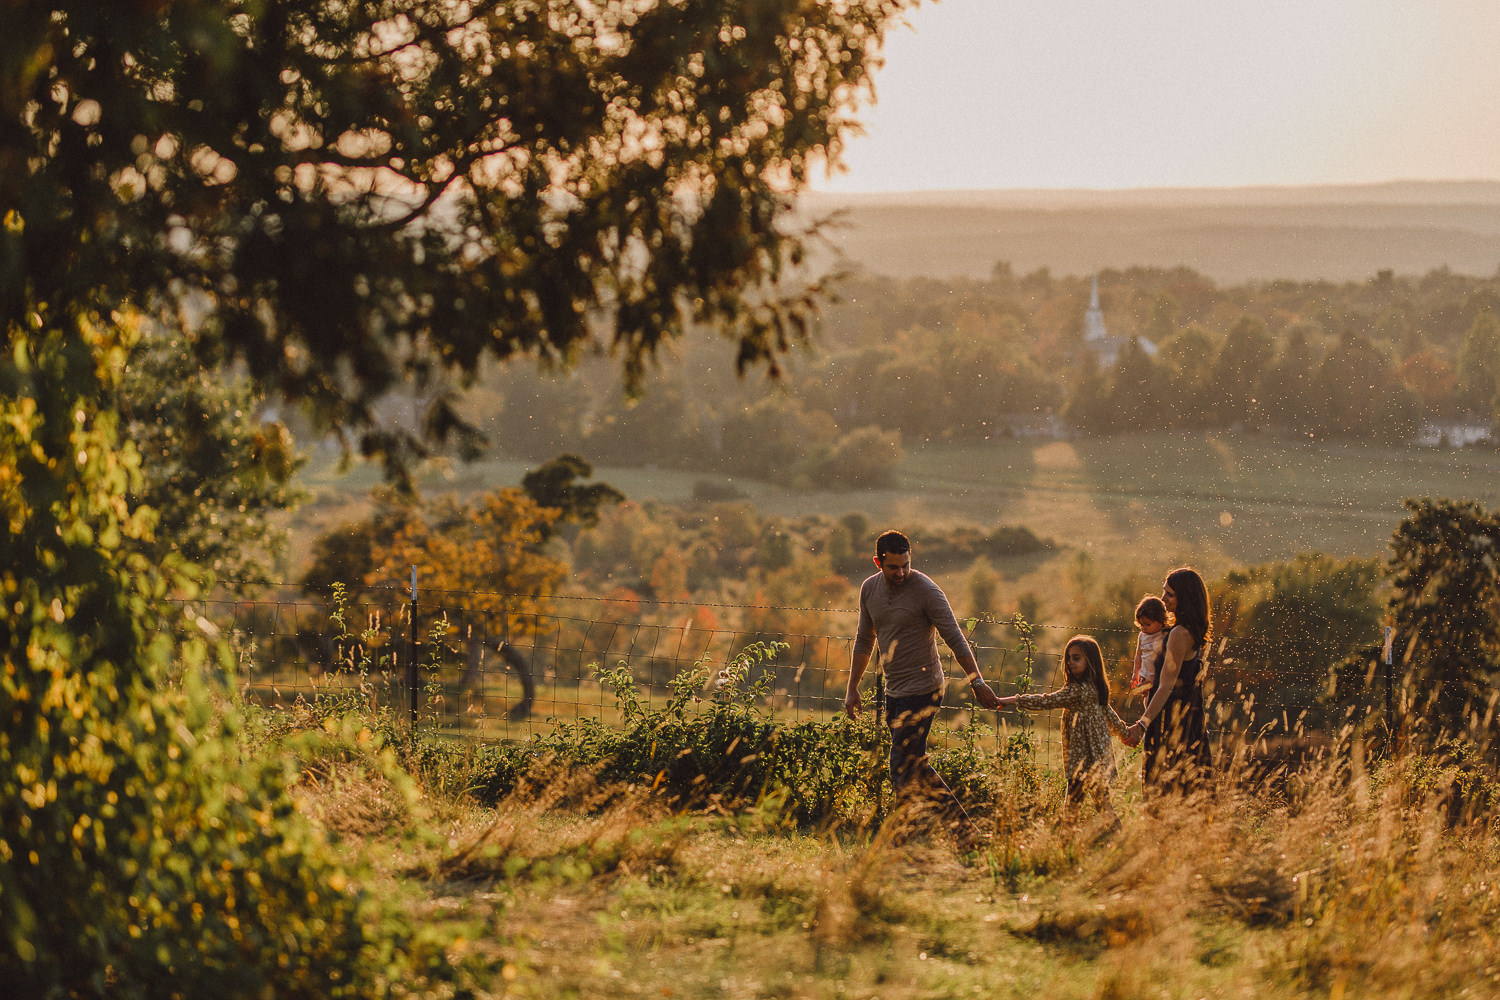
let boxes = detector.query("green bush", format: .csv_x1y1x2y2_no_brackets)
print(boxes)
463,644,885,827
458,644,1034,833
1,327,451,997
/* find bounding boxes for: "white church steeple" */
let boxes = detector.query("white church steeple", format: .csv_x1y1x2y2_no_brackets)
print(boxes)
1084,273,1108,342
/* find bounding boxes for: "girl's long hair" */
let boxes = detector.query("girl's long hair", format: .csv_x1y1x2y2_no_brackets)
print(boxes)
1165,566,1212,652
1064,635,1110,707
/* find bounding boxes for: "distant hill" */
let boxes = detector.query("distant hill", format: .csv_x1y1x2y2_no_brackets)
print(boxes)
798,180,1500,284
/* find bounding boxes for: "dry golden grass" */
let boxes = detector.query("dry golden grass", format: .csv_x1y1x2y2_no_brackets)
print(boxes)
293,760,413,840
288,728,1500,999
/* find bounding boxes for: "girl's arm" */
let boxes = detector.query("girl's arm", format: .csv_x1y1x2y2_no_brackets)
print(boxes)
1105,700,1132,740
1136,626,1193,726
1012,683,1092,711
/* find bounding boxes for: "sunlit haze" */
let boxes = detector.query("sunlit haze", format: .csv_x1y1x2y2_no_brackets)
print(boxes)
814,1,1500,193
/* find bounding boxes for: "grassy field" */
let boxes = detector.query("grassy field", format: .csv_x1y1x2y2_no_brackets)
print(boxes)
886,432,1500,578
311,738,1500,1000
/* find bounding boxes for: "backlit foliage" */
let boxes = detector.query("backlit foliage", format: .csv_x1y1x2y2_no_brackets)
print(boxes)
0,323,438,996
369,487,568,636
6,0,912,461
3,0,912,988
1387,497,1500,739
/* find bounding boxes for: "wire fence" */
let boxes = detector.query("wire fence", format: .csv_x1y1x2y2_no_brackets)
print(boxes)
177,580,1394,775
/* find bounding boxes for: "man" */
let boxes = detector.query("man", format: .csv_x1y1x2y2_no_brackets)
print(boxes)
845,530,1000,798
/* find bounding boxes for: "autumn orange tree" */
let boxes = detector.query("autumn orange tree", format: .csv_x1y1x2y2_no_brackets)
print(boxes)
370,489,567,635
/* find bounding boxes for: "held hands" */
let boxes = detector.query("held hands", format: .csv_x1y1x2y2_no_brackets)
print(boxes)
847,679,1004,715
1120,719,1146,749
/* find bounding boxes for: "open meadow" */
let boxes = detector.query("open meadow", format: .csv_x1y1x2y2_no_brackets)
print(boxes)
256,362,1500,1000
298,709,1500,1000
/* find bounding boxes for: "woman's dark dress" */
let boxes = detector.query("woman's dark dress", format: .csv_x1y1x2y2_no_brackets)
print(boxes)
1141,643,1212,790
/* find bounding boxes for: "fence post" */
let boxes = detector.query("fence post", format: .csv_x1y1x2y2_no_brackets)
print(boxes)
1382,625,1394,748
408,566,420,732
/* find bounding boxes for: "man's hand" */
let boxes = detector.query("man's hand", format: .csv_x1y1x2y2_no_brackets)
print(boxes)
844,688,863,719
971,681,1001,710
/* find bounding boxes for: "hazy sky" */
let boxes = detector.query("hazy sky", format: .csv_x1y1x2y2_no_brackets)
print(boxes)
813,1,1500,193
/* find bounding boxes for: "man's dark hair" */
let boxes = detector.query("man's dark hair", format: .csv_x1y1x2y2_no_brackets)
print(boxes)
875,530,911,561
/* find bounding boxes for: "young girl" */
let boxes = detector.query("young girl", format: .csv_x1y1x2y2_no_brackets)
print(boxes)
997,635,1132,820
1130,596,1170,698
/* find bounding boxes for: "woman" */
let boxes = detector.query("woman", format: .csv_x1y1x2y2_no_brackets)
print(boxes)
1126,566,1213,792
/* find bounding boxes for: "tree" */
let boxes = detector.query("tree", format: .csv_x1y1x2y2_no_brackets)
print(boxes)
1263,326,1321,435
1398,349,1460,421
1373,306,1411,348
1209,315,1275,428
1155,325,1219,422
1311,332,1419,443
489,368,594,461
1,326,427,995
804,424,902,490
871,350,946,439
299,485,422,597
1457,309,1500,423
116,328,304,586
718,394,839,484
4,1,909,986
369,489,567,635
1144,292,1181,345
585,377,711,470
1386,498,1500,740
1216,554,1384,727
7,0,906,459
1063,359,1113,433
520,453,625,540
1106,336,1163,432
964,557,1002,650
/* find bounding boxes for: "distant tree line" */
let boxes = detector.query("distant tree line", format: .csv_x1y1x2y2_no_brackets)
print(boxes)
467,264,1500,473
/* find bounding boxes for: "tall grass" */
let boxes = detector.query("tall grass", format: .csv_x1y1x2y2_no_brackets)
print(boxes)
245,621,1500,998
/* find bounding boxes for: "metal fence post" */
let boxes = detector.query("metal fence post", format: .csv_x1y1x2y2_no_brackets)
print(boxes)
408,566,419,732
1382,625,1394,748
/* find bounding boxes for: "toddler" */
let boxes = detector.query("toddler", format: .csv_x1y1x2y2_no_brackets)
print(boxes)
1130,595,1169,696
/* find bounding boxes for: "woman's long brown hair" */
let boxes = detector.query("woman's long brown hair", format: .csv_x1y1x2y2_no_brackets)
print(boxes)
1165,566,1212,653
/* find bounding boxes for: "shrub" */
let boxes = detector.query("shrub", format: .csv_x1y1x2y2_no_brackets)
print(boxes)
0,331,451,996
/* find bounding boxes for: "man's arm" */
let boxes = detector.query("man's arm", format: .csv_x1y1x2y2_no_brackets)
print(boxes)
845,650,871,718
952,644,1000,709
930,585,1001,710
847,581,876,718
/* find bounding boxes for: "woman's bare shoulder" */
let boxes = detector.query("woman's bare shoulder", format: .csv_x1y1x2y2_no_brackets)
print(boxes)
1168,624,1198,653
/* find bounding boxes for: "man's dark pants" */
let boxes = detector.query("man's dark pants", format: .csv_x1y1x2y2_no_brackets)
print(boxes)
886,687,945,792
